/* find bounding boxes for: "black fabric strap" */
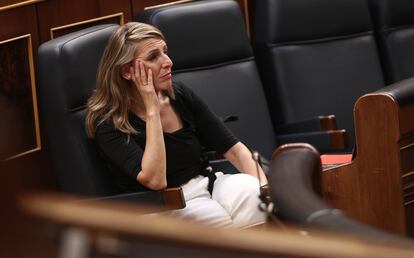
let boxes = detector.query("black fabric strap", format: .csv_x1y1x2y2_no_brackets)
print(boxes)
199,166,217,195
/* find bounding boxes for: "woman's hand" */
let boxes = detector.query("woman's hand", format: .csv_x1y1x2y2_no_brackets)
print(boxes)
130,59,159,114
130,59,167,190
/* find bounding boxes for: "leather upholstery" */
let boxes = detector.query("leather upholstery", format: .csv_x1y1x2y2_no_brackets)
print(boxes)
37,24,121,196
254,0,385,148
37,24,185,208
137,0,252,72
376,76,414,107
254,0,372,44
137,0,276,158
367,0,414,83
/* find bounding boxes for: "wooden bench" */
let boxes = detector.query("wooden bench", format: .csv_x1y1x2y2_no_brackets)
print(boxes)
322,77,414,237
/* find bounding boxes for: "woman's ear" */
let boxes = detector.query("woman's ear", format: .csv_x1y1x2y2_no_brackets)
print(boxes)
121,64,131,80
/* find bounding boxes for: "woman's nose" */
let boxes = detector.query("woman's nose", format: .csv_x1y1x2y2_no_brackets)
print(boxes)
162,54,173,67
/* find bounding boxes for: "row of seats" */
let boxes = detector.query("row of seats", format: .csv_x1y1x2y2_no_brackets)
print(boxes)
254,0,383,148
34,0,414,241
138,0,414,151
254,0,414,149
34,0,412,199
269,75,414,237
366,0,414,84
137,0,348,159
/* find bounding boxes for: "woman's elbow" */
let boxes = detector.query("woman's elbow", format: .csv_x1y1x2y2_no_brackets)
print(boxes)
136,172,167,190
150,179,168,190
223,142,245,161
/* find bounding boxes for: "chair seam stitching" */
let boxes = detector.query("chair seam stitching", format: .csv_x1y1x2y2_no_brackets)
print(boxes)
266,31,375,48
172,56,255,74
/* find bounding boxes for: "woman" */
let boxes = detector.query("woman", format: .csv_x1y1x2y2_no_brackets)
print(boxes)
86,22,267,228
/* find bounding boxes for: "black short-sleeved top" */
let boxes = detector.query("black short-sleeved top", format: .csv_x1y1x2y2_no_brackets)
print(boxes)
95,82,239,192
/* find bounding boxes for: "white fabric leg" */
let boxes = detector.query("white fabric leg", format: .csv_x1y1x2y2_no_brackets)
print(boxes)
164,173,266,229
167,175,233,228
212,173,267,228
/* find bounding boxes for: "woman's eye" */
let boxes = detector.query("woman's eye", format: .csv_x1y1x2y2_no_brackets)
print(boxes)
147,54,158,61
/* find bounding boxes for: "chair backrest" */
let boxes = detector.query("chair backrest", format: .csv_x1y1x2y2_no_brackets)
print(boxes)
137,0,276,158
367,0,414,84
37,24,120,196
253,0,385,147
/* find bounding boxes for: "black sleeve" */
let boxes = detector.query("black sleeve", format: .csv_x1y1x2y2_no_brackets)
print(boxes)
95,122,143,179
177,83,239,155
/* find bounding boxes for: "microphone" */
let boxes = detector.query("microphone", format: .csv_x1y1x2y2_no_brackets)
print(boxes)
252,149,286,230
251,150,271,207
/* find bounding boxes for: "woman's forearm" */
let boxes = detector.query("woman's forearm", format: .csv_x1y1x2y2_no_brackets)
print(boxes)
224,142,268,185
136,111,167,190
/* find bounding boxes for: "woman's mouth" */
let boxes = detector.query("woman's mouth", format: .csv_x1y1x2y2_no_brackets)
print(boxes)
160,72,172,79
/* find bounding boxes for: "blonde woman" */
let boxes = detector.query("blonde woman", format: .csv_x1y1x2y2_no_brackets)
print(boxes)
86,22,267,228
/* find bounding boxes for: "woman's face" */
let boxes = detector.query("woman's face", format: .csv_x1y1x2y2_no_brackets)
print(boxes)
133,38,173,91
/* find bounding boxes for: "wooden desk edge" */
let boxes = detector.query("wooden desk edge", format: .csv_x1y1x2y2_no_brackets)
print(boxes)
19,192,414,258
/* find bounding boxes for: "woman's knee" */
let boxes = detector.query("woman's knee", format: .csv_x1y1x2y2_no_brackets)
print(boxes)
213,173,260,198
212,173,266,228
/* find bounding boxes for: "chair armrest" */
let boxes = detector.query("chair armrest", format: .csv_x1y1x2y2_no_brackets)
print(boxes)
208,158,238,174
275,115,337,134
204,153,270,175
161,187,186,209
276,129,348,153
83,187,185,211
269,143,411,244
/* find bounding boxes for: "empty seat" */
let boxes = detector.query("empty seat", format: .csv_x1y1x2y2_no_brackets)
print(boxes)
254,0,386,148
367,0,414,83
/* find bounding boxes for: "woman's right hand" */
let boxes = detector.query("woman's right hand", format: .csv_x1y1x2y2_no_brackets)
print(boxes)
130,61,167,190
130,59,160,113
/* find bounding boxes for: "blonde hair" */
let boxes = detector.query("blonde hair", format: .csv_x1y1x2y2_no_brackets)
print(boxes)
85,22,174,138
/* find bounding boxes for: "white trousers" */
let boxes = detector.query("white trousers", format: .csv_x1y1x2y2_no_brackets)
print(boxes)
166,172,267,229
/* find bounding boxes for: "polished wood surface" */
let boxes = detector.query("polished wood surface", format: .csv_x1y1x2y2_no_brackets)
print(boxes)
161,187,185,209
50,12,124,39
319,115,338,130
0,0,28,6
0,4,39,48
328,129,348,150
20,192,414,258
0,35,39,160
0,157,58,258
322,92,414,236
0,0,44,12
36,0,132,42
0,2,57,195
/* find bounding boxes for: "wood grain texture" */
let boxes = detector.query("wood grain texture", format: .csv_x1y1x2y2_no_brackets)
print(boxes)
322,92,413,236
20,192,414,258
0,35,38,160
37,0,131,41
0,3,57,198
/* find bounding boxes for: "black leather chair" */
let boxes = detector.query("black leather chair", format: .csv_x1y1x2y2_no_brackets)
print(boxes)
269,143,413,245
367,0,414,84
137,0,346,159
37,24,184,209
254,0,386,148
